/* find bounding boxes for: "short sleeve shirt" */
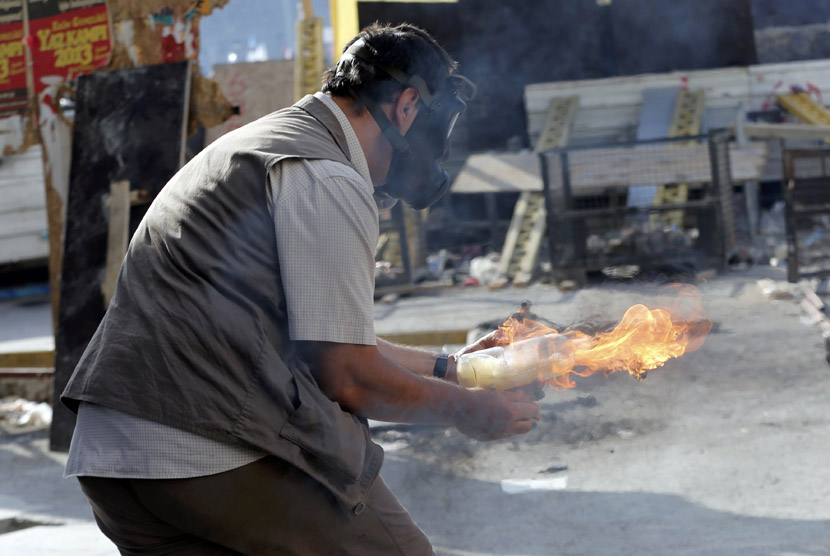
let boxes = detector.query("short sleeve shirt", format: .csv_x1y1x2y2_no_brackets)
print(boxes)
268,92,378,345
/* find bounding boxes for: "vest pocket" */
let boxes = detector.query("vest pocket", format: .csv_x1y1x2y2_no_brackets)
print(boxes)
278,380,367,484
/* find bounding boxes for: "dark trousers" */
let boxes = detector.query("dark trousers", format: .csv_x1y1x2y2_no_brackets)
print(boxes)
77,456,434,556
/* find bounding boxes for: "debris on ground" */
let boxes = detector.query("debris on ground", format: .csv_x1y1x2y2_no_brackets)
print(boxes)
0,398,53,430
755,278,830,364
756,278,801,300
469,253,501,286
501,476,568,494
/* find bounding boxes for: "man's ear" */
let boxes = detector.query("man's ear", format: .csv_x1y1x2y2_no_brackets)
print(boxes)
394,87,420,135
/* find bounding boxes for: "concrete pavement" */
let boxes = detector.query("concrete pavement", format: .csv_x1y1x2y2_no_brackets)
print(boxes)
2,265,830,554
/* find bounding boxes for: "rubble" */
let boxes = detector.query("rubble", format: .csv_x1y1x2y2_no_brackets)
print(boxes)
0,398,53,430
585,225,698,257
756,277,830,363
756,278,801,300
469,253,502,286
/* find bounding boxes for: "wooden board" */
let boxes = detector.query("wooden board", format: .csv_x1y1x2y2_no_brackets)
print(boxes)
452,152,545,194
748,59,830,110
205,59,295,145
0,184,49,213
101,181,131,308
548,142,768,191
525,59,830,147
0,146,49,264
742,122,830,140
0,208,49,240
0,352,54,368
50,62,191,452
452,142,768,194
0,234,49,263
524,67,749,146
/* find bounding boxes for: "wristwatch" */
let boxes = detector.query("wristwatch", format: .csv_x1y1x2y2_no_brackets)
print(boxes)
433,353,449,379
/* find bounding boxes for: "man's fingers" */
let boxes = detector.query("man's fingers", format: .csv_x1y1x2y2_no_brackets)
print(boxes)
506,381,546,401
503,418,535,437
503,389,534,403
514,401,541,421
528,381,546,400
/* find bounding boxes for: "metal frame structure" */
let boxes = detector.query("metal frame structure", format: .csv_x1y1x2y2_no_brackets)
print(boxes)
539,129,735,281
783,147,830,283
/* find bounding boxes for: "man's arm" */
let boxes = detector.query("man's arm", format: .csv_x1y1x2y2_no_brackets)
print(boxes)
376,338,444,378
377,332,500,384
298,341,540,441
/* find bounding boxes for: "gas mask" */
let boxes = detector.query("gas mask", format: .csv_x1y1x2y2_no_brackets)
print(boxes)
340,39,476,210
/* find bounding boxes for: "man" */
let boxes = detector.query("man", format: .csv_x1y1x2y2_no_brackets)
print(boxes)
62,23,540,555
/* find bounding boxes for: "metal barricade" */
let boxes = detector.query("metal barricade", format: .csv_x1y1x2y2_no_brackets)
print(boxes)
539,130,735,281
783,148,830,283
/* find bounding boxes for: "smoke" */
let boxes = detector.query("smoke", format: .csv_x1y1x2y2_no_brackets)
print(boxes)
455,0,756,151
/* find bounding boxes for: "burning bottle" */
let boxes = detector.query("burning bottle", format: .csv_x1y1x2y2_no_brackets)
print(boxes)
456,287,712,391
456,333,578,390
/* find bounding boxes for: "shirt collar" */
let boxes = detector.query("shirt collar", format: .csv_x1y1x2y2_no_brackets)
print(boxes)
314,92,373,187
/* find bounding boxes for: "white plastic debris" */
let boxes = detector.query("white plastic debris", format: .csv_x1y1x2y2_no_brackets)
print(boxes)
500,476,568,494
0,399,53,428
377,440,409,452
756,279,800,300
469,254,501,286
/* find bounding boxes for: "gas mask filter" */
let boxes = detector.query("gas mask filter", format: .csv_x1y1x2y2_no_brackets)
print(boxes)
340,39,476,210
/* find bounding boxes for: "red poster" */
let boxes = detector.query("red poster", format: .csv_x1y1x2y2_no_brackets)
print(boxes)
28,0,111,94
0,2,28,117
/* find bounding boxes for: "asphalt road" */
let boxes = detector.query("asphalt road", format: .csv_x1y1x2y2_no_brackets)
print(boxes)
2,265,829,555
375,267,830,555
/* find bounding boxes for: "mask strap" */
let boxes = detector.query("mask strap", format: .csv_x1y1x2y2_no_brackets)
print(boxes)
343,39,436,108
356,89,411,155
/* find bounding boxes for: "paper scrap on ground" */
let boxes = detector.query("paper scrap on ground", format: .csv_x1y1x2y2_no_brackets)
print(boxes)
501,476,568,494
377,440,409,452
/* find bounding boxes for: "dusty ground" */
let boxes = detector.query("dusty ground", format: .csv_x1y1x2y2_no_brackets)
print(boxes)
373,267,830,556
1,265,829,555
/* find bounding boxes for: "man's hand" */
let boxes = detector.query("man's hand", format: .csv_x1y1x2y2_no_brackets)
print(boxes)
446,331,500,384
448,330,547,401
454,387,541,441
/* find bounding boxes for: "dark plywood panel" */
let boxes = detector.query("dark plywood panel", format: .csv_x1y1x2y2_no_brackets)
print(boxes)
50,61,190,451
457,0,606,151
610,0,756,74
750,0,830,29
455,0,755,151
356,2,463,60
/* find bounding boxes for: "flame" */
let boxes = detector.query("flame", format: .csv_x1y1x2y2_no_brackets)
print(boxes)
493,284,712,388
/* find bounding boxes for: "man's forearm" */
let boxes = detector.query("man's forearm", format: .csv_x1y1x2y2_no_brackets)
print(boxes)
376,337,455,380
304,341,468,424
298,341,539,441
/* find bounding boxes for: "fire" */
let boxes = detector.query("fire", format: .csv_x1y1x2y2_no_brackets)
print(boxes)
493,284,712,389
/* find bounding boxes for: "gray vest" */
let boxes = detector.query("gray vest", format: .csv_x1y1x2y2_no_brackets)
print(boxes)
61,95,383,514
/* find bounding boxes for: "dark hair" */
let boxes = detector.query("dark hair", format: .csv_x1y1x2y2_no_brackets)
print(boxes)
321,22,458,110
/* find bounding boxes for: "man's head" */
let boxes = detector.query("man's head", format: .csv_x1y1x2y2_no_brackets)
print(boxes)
322,23,474,210
322,23,457,114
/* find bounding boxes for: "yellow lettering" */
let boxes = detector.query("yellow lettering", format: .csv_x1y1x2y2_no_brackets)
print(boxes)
37,29,67,51
0,41,22,59
61,25,107,48
54,43,93,68
72,12,106,27
36,28,51,49
0,30,23,42
50,32,65,51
